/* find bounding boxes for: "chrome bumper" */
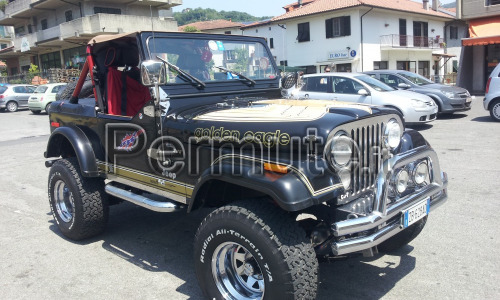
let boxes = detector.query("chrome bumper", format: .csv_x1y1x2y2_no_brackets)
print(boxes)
332,145,448,256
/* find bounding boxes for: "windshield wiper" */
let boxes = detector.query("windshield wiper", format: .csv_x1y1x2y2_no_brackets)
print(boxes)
156,56,205,89
215,66,256,86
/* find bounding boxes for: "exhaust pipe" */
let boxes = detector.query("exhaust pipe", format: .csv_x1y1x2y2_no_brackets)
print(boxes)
105,184,185,213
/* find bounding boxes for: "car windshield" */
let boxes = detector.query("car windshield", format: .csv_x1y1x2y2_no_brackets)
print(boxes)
398,71,433,86
34,86,48,93
147,37,277,84
354,75,395,92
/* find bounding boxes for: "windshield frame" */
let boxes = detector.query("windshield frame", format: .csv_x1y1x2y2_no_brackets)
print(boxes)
143,32,279,86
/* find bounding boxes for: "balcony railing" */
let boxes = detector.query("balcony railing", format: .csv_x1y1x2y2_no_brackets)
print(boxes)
380,34,445,49
4,0,38,17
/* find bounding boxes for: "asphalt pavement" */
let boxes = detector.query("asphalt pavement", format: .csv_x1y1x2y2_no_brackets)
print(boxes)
0,99,499,300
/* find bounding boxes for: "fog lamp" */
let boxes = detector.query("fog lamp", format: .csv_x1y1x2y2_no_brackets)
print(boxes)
413,162,429,185
395,169,409,194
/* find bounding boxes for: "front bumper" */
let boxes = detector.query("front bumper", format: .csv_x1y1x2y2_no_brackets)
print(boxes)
331,145,448,255
441,97,472,113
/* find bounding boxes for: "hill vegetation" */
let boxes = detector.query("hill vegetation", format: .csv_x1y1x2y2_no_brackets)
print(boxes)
174,8,272,26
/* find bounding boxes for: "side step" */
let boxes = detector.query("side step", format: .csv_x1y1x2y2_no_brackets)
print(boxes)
105,184,185,213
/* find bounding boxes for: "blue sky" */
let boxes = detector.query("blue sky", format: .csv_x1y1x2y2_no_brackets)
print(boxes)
174,0,456,18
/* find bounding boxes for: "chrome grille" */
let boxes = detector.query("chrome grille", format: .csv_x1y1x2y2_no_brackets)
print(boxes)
350,123,384,195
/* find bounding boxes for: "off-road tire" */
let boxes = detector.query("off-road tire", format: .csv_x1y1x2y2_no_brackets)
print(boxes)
378,216,427,252
31,110,41,114
489,99,500,122
56,78,94,101
48,157,108,240
194,201,318,300
6,101,18,112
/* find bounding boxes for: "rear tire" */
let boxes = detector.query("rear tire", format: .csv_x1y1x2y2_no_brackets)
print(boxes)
378,216,427,252
48,157,108,240
194,201,318,300
6,101,18,112
490,100,500,122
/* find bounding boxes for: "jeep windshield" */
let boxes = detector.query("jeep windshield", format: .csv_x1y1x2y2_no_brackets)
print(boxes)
147,37,277,84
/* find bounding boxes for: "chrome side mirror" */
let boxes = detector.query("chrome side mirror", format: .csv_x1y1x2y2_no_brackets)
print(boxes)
140,60,167,87
398,82,410,89
358,88,370,96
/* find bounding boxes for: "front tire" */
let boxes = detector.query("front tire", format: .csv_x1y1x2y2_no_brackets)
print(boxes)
194,201,318,300
6,101,18,112
48,157,108,240
490,100,500,122
378,216,427,252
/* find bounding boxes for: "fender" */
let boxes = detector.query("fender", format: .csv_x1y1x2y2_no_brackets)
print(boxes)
44,126,99,177
396,129,430,154
189,162,316,212
422,93,443,108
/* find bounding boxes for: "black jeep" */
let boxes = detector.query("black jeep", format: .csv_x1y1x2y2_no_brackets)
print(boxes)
45,31,448,300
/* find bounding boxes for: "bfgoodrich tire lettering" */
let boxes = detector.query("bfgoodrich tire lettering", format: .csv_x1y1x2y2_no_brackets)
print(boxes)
194,201,318,300
48,157,108,240
378,216,427,252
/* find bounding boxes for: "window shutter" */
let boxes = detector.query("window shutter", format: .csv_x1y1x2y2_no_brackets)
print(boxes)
325,18,333,38
343,16,351,36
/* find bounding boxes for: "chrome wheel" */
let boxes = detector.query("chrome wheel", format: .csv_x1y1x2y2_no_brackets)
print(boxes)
492,102,500,121
53,180,74,223
6,101,18,112
212,242,265,300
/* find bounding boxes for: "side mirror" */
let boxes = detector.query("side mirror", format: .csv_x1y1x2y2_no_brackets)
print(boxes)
358,89,370,96
398,82,410,89
281,72,298,90
140,60,167,87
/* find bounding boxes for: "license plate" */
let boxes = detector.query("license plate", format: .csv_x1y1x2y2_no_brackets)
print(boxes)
466,97,472,103
401,198,430,228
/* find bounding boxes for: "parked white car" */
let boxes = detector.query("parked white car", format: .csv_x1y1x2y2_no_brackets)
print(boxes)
484,63,500,122
28,83,67,114
290,73,438,124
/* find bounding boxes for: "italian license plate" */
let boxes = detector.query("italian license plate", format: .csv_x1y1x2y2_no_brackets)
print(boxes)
401,198,430,228
466,97,472,103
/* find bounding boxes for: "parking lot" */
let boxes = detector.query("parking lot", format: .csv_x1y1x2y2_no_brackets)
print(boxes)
0,97,499,300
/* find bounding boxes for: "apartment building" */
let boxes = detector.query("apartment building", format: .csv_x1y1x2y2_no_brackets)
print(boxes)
241,20,287,67
0,0,181,76
457,0,500,93
271,0,454,77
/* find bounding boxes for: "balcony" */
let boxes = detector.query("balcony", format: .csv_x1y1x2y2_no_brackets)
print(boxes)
1,0,38,22
380,34,445,50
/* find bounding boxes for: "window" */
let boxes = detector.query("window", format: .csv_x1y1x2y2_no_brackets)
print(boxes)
51,85,64,93
27,24,32,34
224,31,231,34
413,21,428,47
418,61,430,78
65,10,73,22
63,46,86,69
373,61,388,70
325,16,350,38
14,26,25,36
452,60,458,73
379,74,405,88
269,38,274,49
94,7,121,15
40,51,62,70
41,19,48,30
13,86,27,93
397,61,416,73
336,63,351,72
450,26,458,40
280,60,288,66
224,50,237,61
297,22,310,42
486,0,500,5
302,76,329,92
399,19,407,46
332,78,360,94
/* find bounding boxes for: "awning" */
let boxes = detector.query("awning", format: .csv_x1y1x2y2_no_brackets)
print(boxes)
462,16,500,46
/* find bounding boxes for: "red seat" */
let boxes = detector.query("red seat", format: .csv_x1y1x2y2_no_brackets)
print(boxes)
106,67,151,116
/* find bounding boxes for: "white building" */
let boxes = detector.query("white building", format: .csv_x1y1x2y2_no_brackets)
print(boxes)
241,20,288,68
272,0,454,79
0,0,181,76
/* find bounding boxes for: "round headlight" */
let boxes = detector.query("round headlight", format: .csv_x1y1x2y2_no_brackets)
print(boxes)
384,119,401,149
395,169,409,194
413,162,429,185
331,134,352,166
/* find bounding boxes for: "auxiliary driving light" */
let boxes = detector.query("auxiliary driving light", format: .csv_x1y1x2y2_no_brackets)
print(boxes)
413,161,429,185
395,169,409,194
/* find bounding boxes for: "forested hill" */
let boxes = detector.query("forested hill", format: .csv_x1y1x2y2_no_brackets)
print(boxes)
174,8,272,26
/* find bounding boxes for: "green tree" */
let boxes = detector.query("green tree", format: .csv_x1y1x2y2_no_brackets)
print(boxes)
183,25,200,32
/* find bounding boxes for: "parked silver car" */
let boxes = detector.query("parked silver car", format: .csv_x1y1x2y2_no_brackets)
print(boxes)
484,63,500,122
290,73,438,124
364,70,472,113
0,84,37,112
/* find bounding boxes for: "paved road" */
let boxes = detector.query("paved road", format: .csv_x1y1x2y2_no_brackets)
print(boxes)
0,99,499,300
